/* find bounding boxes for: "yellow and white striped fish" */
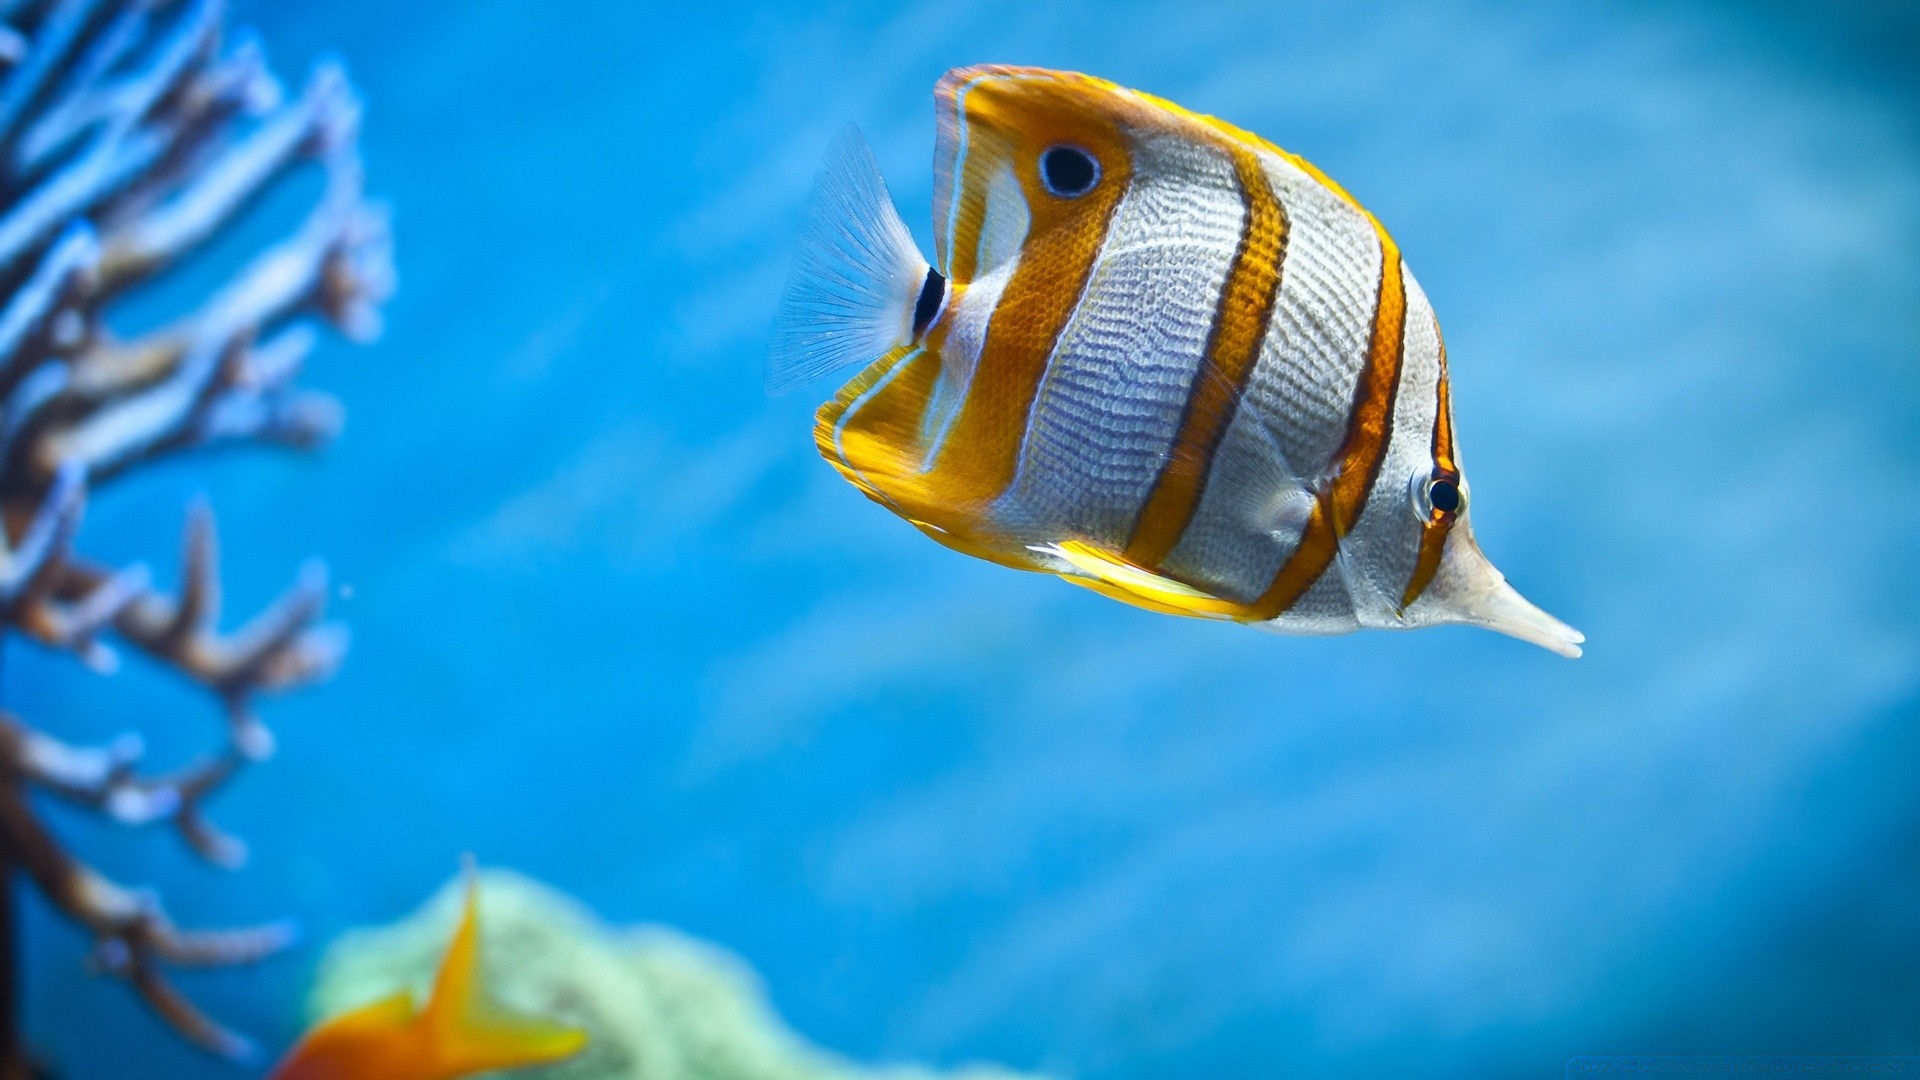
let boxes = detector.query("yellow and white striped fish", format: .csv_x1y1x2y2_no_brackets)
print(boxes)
769,65,1582,657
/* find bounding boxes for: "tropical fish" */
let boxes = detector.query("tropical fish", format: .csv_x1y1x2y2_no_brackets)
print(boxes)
269,865,587,1080
768,65,1582,656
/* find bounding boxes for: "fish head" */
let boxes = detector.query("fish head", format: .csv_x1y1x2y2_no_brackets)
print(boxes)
1362,446,1584,657
1392,499,1583,657
1314,273,1581,657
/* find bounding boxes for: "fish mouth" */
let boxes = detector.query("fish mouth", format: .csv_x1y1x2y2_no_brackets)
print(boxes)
1420,523,1584,658
1462,576,1585,658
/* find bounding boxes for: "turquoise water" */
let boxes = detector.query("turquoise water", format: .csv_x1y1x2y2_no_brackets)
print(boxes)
17,1,1920,1076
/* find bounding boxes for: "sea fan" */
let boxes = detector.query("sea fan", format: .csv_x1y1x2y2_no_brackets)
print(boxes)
0,0,389,1068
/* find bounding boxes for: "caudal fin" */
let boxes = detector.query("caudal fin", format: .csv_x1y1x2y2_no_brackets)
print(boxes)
421,861,589,1077
766,125,931,395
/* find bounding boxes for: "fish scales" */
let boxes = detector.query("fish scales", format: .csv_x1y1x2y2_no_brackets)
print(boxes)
1164,153,1387,605
1346,270,1445,602
1244,159,1388,483
1012,132,1246,545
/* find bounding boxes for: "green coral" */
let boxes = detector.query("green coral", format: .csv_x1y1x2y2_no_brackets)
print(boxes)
305,870,1050,1080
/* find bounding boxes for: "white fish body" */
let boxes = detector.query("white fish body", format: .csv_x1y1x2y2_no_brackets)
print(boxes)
770,66,1582,657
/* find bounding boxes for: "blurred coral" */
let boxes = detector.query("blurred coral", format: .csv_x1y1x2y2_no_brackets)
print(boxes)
0,0,389,1071
309,870,1050,1080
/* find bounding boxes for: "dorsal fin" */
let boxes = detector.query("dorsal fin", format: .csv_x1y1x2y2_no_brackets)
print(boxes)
418,860,589,1076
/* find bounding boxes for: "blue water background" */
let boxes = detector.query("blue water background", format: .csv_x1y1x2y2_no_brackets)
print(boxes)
13,1,1920,1076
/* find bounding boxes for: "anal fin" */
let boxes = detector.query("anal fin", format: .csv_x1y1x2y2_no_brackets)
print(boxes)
1032,541,1242,620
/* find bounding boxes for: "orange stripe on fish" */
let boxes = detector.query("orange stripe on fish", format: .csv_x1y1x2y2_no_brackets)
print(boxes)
1125,142,1288,567
919,72,1131,509
815,342,925,512
815,326,1060,573
935,67,1133,282
1401,313,1459,611
1242,232,1407,621
1327,238,1408,536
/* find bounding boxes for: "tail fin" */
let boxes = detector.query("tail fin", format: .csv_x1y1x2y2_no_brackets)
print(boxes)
766,125,931,395
420,860,589,1078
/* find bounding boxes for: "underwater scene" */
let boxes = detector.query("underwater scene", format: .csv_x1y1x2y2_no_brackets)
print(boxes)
3,0,1917,1077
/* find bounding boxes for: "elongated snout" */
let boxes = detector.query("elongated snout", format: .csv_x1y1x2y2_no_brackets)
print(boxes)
1403,520,1583,657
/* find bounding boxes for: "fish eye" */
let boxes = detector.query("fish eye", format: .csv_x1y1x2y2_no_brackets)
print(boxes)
1411,472,1465,520
1041,145,1100,197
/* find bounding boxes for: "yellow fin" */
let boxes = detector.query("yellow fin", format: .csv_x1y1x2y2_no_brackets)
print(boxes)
325,989,418,1032
1034,541,1241,619
420,861,589,1076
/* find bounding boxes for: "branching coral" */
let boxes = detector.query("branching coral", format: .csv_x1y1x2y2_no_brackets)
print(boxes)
0,0,390,1070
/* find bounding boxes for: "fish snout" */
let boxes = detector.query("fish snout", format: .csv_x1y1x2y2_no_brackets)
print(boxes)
1409,521,1583,657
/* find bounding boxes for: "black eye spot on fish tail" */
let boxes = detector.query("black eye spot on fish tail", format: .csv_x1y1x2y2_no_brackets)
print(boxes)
1428,477,1462,515
1041,146,1099,197
911,267,946,338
